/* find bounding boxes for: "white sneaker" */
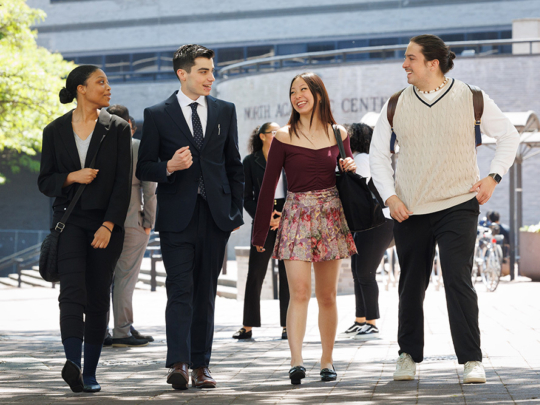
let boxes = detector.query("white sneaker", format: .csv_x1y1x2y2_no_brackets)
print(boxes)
393,353,416,381
463,361,486,384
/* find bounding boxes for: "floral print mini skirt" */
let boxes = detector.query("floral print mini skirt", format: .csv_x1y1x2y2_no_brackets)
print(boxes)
273,186,357,262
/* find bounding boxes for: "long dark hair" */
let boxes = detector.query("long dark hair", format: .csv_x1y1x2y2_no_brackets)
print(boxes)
59,65,99,104
347,123,373,154
287,72,336,140
410,34,456,74
248,122,275,153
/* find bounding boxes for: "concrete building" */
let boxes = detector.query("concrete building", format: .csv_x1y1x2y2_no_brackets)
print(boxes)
2,0,539,260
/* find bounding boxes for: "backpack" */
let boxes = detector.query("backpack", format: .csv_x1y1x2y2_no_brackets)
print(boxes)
387,83,484,153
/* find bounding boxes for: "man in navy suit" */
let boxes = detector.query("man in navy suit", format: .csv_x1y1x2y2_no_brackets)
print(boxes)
136,44,244,390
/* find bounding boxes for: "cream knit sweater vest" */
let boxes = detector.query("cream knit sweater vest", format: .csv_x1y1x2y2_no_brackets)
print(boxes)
393,79,479,215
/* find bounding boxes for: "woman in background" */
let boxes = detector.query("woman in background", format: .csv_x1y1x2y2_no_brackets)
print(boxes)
233,122,290,341
342,123,394,339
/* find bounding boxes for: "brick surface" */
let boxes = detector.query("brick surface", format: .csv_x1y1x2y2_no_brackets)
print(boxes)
0,276,539,404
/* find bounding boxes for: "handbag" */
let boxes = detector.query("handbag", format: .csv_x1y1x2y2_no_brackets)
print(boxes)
39,134,106,282
333,126,386,232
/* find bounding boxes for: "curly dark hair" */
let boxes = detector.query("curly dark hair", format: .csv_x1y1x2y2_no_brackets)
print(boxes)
248,122,276,153
347,123,373,154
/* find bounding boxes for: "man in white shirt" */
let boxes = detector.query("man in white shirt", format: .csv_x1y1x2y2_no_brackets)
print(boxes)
370,34,519,384
137,44,244,390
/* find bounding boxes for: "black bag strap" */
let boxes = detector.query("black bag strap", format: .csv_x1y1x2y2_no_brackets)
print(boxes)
332,125,347,164
54,134,107,233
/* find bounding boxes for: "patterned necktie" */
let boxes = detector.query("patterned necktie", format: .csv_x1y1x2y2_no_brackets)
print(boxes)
189,102,206,200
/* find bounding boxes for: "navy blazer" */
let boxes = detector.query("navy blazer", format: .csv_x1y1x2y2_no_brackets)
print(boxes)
136,92,244,233
38,109,132,228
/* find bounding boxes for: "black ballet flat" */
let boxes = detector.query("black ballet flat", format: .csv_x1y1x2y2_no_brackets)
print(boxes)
320,365,337,381
61,360,84,393
83,383,101,393
232,327,252,339
289,366,306,385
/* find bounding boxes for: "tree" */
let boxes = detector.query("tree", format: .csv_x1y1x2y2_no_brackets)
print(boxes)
0,0,75,184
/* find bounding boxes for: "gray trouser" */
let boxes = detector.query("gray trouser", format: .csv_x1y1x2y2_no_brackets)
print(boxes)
111,226,150,339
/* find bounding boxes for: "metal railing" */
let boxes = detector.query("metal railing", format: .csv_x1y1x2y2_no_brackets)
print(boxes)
219,38,540,77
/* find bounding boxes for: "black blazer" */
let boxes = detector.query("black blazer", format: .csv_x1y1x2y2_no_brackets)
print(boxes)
243,150,287,220
38,109,132,228
136,92,244,233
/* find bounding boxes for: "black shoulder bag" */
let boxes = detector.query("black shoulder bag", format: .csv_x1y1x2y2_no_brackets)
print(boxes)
39,134,106,282
333,126,386,232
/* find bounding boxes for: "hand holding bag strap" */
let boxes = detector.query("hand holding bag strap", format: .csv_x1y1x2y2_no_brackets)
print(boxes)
55,134,107,232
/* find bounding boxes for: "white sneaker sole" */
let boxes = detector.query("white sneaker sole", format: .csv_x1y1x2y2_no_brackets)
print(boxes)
393,373,415,381
463,376,486,384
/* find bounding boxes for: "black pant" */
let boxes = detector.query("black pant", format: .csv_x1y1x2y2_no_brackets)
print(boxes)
57,210,124,345
160,196,230,369
393,198,481,364
243,230,289,328
351,218,394,320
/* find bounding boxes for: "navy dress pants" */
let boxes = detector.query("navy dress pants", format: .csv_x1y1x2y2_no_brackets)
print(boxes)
160,196,230,369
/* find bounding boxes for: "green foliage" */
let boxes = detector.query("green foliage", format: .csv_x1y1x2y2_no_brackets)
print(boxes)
0,0,75,184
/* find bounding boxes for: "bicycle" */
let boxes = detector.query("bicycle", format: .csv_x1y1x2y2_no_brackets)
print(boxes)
472,225,503,292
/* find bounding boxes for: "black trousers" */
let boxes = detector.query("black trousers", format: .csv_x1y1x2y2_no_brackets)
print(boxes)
243,229,290,327
393,198,482,364
160,196,230,369
57,210,124,345
351,218,394,320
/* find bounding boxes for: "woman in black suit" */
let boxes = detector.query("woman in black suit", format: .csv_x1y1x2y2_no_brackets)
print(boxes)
38,65,131,393
232,122,290,340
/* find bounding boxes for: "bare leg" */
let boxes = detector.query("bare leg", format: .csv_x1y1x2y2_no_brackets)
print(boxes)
313,259,341,370
284,259,312,367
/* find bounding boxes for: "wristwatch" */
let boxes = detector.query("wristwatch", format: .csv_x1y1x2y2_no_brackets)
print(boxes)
488,173,502,184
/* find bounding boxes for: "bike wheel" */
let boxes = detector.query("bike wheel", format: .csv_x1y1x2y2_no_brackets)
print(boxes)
481,247,501,292
471,245,483,285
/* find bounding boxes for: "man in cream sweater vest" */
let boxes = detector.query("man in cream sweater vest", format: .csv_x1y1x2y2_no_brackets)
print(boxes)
370,35,519,384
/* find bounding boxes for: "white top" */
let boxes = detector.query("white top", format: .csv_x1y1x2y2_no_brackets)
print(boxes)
176,88,208,137
274,172,285,199
354,152,391,219
74,131,93,169
370,80,520,206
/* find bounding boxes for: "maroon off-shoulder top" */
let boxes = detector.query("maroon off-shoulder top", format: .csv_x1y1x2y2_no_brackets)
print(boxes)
251,136,353,247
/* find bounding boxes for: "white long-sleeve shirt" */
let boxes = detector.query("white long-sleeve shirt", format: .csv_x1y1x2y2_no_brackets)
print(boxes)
370,81,520,207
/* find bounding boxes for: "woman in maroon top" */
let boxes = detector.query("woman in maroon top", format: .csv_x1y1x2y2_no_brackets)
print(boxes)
252,72,357,384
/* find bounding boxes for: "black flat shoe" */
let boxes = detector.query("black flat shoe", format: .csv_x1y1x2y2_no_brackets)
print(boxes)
320,366,337,381
281,328,288,340
83,383,101,393
232,327,252,339
61,360,84,393
289,366,306,385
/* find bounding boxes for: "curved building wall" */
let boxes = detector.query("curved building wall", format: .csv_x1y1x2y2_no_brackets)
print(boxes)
217,55,540,250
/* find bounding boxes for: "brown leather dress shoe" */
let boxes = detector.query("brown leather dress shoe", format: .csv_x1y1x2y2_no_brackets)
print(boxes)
166,362,189,390
191,367,216,388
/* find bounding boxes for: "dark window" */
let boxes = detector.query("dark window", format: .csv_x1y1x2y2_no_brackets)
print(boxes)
368,37,399,59
104,54,131,73
217,47,244,67
77,55,104,68
338,39,369,61
247,45,274,60
132,53,158,73
276,43,306,55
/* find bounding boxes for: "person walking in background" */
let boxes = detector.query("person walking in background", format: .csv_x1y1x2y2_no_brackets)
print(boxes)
252,72,357,385
341,123,394,339
104,104,157,348
129,116,138,136
232,122,290,341
136,44,244,390
370,34,520,384
38,65,132,393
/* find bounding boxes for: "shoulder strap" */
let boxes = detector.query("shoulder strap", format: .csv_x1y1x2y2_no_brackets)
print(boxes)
467,84,484,147
387,88,405,153
332,125,347,162
54,134,107,233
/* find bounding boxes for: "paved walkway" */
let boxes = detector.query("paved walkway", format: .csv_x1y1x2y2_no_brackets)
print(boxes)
1,276,539,404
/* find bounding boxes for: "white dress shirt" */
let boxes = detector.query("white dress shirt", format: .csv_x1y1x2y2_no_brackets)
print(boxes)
176,88,208,137
369,80,520,205
353,152,391,219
